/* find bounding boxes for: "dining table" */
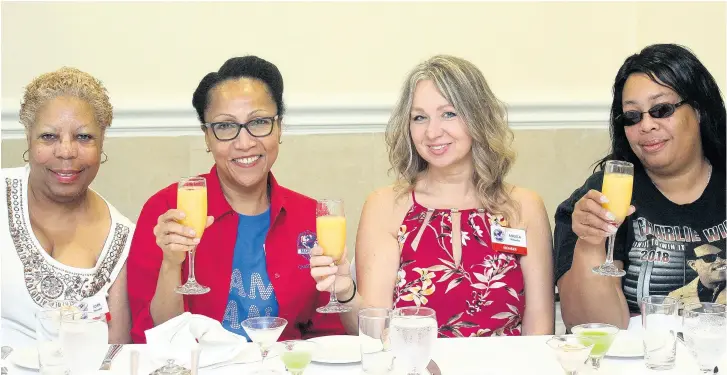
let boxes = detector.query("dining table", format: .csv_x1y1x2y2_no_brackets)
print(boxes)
4,333,725,375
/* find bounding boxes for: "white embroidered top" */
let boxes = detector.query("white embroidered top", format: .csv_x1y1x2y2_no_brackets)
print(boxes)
0,165,134,348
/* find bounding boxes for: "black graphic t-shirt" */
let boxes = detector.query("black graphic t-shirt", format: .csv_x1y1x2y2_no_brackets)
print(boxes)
554,166,726,313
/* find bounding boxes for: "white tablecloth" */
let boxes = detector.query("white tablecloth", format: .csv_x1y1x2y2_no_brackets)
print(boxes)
5,335,725,375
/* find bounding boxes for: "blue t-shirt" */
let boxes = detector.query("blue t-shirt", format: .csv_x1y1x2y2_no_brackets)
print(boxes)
221,209,279,340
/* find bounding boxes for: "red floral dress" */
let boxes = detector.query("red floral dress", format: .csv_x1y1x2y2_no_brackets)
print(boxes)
393,192,525,337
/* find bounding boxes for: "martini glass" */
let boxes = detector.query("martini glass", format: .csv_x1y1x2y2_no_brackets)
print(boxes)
571,323,619,370
242,317,288,374
546,335,594,375
274,340,319,375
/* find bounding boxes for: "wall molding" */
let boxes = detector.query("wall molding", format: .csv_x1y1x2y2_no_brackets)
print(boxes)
1,101,611,139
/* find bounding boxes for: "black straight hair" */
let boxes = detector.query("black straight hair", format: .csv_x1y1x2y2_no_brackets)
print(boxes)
597,44,725,174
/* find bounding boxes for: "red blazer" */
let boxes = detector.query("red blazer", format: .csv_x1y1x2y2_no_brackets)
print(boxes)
127,165,346,343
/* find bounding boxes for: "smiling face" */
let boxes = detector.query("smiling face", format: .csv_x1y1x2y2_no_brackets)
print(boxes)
408,80,473,171
26,96,104,203
621,73,703,175
203,78,281,191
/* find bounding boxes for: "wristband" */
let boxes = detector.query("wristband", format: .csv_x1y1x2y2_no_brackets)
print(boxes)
337,279,356,304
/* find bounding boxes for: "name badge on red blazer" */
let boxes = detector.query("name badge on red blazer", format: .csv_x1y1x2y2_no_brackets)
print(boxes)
491,226,527,255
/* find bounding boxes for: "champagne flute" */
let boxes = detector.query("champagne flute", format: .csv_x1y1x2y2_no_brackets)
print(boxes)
175,176,210,295
592,160,633,277
315,199,352,313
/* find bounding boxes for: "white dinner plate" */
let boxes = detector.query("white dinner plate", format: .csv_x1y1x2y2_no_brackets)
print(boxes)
8,346,39,370
606,330,644,358
306,335,361,364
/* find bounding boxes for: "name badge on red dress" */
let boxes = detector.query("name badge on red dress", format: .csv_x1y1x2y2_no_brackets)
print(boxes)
490,225,528,255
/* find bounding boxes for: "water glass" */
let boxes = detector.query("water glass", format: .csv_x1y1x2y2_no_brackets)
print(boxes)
35,310,68,375
359,308,394,374
682,303,726,374
641,295,679,370
390,307,438,375
60,311,109,375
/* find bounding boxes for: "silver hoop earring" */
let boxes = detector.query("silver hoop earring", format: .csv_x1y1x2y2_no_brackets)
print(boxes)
22,150,29,163
101,152,108,164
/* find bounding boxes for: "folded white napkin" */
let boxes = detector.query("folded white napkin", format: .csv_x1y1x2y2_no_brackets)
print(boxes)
627,315,643,332
142,312,252,372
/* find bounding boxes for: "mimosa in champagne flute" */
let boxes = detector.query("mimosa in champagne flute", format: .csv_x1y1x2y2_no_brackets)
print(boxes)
592,160,634,277
316,199,352,313
176,176,210,294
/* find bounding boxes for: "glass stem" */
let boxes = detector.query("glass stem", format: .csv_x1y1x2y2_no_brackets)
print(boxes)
188,246,197,282
591,357,602,370
604,234,616,265
259,345,267,368
329,274,338,304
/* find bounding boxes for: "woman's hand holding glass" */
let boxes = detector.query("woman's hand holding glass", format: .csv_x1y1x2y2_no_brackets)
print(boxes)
153,209,214,266
309,245,354,300
572,189,635,245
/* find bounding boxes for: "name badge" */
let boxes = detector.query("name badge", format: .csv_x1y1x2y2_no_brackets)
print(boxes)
490,226,528,255
83,295,110,315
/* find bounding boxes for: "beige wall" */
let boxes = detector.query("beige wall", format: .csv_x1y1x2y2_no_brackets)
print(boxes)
2,2,724,107
1,2,724,254
2,130,610,254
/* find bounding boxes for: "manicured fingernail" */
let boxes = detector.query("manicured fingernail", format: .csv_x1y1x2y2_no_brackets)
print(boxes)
606,212,616,221
193,238,200,244
607,225,618,234
188,230,196,236
600,195,609,203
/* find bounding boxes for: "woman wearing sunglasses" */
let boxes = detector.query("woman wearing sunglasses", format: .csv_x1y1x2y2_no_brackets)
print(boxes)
553,43,726,330
126,56,345,343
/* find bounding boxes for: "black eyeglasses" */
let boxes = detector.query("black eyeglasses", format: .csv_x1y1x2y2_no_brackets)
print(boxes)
204,115,278,141
696,252,725,264
617,100,688,126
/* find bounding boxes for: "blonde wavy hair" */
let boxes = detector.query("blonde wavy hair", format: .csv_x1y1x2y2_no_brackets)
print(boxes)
385,55,519,222
19,67,113,131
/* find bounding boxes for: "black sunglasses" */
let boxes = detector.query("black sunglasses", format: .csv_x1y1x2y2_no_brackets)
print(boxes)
696,252,725,264
204,115,278,141
617,99,688,126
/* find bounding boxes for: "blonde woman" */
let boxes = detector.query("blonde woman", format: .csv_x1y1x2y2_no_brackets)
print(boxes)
309,55,555,336
0,67,133,347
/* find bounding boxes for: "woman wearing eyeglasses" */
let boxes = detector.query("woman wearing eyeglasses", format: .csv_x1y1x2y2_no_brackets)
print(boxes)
554,43,726,330
126,56,345,343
